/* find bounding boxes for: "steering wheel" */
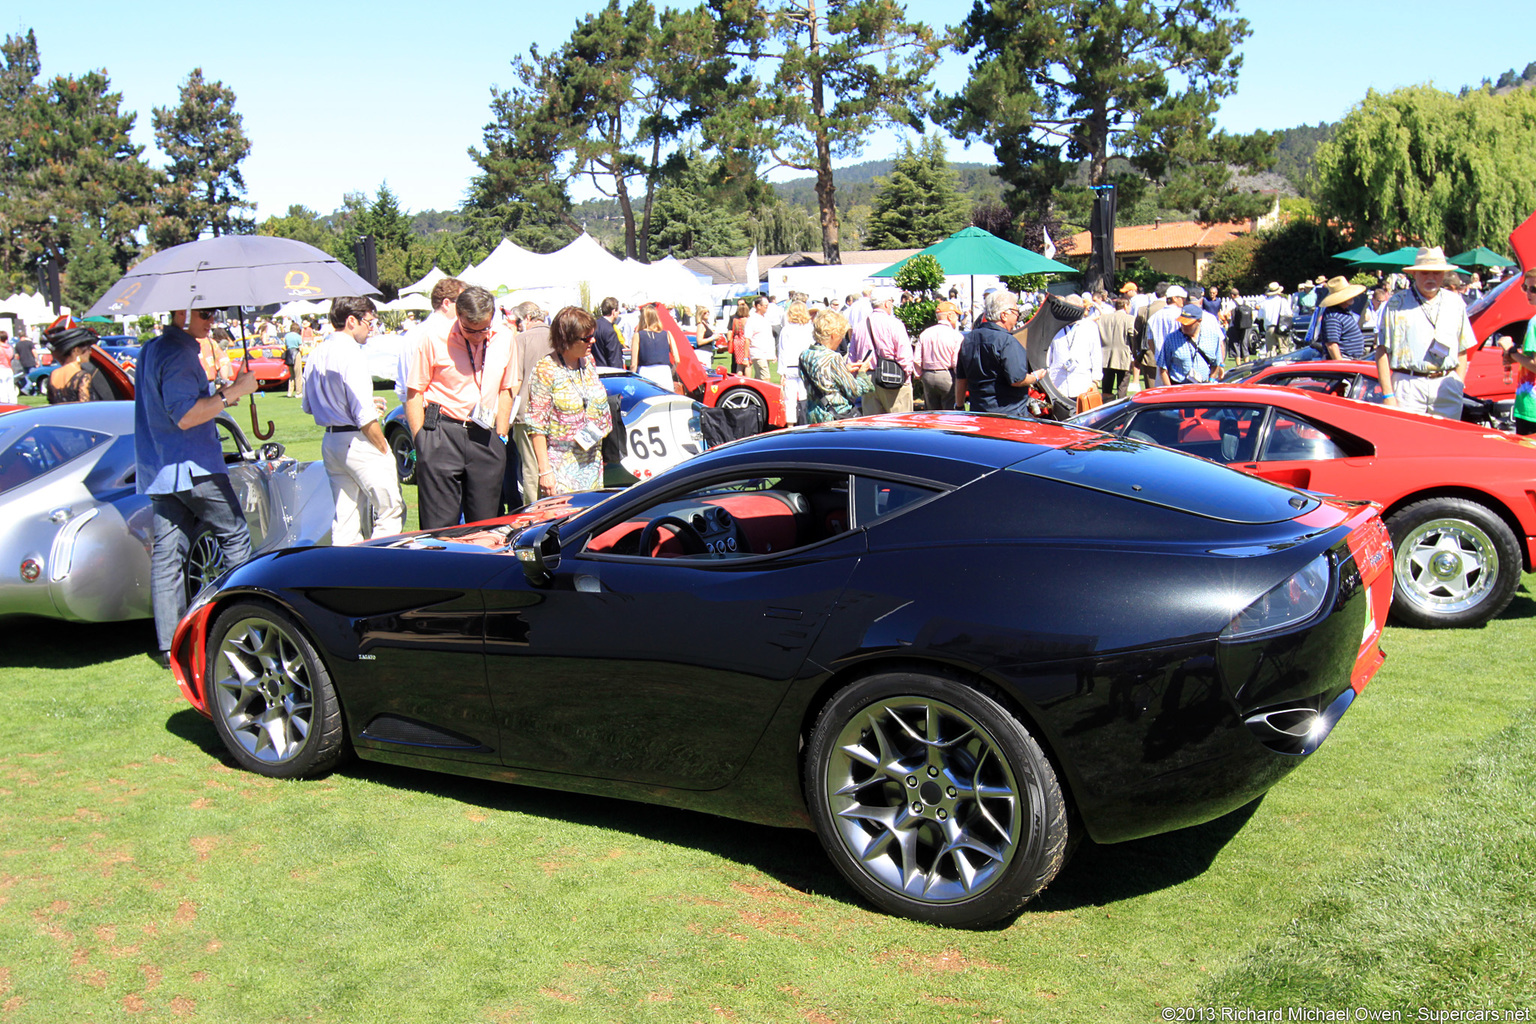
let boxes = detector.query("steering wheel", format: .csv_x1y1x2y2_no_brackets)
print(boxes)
637,515,708,557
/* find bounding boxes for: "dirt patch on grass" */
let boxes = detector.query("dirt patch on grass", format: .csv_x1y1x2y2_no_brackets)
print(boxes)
169,995,196,1016
873,948,1002,973
539,987,578,1003
173,902,197,925
189,837,221,861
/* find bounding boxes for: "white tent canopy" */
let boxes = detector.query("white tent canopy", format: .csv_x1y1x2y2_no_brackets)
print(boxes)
0,290,69,327
400,265,446,297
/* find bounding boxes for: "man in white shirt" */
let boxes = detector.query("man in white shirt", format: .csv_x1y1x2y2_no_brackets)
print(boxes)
1258,282,1290,357
1142,285,1187,380
745,295,776,380
304,296,404,545
397,278,465,403
845,288,874,336
1374,247,1477,418
1044,297,1100,417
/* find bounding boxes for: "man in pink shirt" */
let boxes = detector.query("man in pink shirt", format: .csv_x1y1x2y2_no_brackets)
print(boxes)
405,285,521,529
849,287,915,414
916,300,964,409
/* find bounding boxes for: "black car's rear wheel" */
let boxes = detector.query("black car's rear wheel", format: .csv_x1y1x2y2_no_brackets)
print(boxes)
805,672,1068,927
1386,498,1521,629
207,601,347,778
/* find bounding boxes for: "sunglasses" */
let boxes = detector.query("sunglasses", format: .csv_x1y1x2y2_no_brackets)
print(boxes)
195,309,219,321
1524,285,1536,294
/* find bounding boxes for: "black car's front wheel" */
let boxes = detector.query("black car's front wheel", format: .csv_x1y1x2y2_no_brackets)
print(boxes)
805,672,1069,927
1386,497,1522,629
387,426,416,485
206,601,348,778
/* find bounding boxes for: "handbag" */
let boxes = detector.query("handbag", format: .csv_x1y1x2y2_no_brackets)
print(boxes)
874,357,905,389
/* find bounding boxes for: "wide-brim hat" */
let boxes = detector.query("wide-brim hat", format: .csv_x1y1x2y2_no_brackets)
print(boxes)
1265,282,1283,295
1319,276,1366,308
1406,246,1458,273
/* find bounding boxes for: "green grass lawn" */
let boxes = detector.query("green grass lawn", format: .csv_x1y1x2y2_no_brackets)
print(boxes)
3,390,1534,1020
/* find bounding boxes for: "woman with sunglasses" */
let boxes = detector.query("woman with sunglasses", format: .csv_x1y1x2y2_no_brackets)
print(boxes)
1495,267,1536,436
527,306,613,497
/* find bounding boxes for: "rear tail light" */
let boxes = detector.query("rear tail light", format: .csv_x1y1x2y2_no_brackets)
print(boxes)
1222,553,1331,638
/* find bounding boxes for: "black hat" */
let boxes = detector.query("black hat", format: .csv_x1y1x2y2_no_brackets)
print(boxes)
1045,294,1085,323
44,321,97,360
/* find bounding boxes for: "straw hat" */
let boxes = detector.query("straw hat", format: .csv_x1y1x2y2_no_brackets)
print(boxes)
1406,246,1457,274
1315,275,1328,285
1318,276,1366,309
1265,282,1283,295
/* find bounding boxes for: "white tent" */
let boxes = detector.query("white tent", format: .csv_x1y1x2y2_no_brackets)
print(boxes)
459,238,542,294
385,292,432,312
277,298,330,319
400,265,446,296
0,291,68,329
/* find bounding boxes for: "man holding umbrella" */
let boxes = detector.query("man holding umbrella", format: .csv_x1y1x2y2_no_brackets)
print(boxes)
135,306,261,668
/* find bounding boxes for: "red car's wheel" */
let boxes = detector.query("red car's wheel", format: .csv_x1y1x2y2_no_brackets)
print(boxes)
1386,498,1522,628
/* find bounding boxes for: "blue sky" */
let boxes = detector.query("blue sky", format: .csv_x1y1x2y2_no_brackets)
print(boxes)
9,1,1525,219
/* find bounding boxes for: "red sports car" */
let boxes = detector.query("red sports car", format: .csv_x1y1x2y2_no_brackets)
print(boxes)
1073,383,1536,629
1463,206,1536,400
226,343,292,391
659,304,785,429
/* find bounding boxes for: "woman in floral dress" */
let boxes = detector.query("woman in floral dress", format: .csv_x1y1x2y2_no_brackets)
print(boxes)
527,306,614,496
799,308,873,423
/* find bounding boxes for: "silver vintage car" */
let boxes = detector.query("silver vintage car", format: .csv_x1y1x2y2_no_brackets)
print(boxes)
0,401,332,622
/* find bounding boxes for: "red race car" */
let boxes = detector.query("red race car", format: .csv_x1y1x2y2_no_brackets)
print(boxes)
226,343,292,391
1466,206,1536,401
658,304,785,429
1073,383,1536,629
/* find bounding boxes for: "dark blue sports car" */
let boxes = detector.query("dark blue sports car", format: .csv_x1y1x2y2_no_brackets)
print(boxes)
169,413,1393,927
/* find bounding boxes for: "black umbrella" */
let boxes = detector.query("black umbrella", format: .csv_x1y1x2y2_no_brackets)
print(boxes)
87,236,380,439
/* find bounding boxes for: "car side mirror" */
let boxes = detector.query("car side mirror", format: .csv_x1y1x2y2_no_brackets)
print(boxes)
259,442,286,460
514,521,562,586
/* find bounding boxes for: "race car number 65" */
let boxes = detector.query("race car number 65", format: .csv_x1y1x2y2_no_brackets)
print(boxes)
629,425,667,459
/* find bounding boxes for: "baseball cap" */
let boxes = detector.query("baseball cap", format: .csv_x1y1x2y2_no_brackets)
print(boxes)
1165,285,1188,299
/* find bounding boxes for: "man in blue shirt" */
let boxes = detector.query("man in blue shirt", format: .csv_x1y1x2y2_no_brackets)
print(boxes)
1158,307,1224,385
954,290,1032,416
135,307,260,667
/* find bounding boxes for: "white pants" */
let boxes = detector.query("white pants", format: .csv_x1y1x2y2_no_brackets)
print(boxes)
0,370,15,404
321,431,405,546
1391,371,1464,420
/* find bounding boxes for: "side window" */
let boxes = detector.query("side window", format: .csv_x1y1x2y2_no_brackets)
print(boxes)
1270,373,1350,399
0,426,110,495
1356,375,1386,403
1259,413,1348,462
583,471,851,560
852,476,939,527
1124,406,1265,464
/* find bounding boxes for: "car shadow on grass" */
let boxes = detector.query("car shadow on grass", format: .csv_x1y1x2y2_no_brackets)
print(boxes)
0,617,152,669
163,706,1264,921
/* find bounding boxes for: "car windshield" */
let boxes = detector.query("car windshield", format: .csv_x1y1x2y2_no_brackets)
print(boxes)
1465,273,1519,319
0,425,111,496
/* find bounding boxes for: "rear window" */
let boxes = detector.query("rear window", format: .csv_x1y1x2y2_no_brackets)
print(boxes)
1008,433,1319,524
0,425,111,495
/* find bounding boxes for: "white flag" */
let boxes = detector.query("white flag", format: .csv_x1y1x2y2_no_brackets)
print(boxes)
1042,226,1056,261
744,247,760,290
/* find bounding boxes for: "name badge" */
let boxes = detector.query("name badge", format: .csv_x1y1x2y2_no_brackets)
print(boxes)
1425,339,1450,368
573,422,604,451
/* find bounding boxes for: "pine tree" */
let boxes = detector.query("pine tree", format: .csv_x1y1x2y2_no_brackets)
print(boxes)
0,30,42,289
151,68,252,245
863,136,969,249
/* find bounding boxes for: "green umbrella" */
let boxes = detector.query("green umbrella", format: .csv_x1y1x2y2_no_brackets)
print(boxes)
1332,245,1378,262
872,226,1076,279
1346,246,1423,271
1449,246,1516,269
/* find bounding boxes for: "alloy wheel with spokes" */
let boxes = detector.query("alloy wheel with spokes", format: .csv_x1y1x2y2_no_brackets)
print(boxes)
1387,497,1521,628
806,673,1068,926
185,527,225,602
207,602,347,778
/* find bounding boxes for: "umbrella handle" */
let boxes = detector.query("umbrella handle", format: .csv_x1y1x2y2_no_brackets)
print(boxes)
249,394,275,440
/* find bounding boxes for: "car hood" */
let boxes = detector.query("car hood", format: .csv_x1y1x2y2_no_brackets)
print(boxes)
368,491,620,552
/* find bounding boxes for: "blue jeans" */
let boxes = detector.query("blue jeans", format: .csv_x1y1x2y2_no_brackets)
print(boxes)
150,475,251,654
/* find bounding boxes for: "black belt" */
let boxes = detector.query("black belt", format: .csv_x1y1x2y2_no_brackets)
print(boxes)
1393,368,1450,379
325,425,359,433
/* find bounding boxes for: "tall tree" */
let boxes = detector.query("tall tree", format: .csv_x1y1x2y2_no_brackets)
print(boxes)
712,0,941,264
151,68,252,245
937,0,1271,289
471,0,739,260
863,135,969,249
1313,85,1536,254
256,204,342,255
8,67,157,285
0,30,42,289
645,149,747,260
